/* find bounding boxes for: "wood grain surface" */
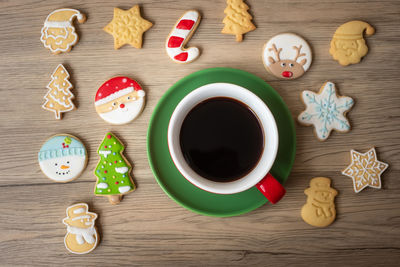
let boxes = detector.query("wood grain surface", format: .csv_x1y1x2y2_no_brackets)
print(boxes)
0,0,399,266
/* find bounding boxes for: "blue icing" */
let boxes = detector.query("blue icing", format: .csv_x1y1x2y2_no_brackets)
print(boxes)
38,135,86,161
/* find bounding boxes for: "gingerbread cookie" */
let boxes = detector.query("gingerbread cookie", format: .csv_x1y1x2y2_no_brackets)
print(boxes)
38,134,87,182
221,0,256,42
63,203,98,254
42,64,75,120
94,132,136,205
166,10,201,64
95,77,145,125
298,82,354,141
330,21,375,66
301,177,338,227
262,33,312,79
40,8,86,54
342,148,388,193
104,5,153,49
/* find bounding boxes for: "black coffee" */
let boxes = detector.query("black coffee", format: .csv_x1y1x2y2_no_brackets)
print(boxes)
179,97,264,182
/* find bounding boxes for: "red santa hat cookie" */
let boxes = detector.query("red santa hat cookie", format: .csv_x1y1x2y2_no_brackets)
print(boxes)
95,77,146,125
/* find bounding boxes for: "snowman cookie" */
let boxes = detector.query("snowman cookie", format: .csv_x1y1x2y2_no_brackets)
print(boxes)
63,203,99,254
95,77,146,125
262,33,312,79
38,134,87,182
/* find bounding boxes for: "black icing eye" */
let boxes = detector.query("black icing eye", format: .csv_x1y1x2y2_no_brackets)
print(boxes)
55,163,58,166
281,62,286,67
289,63,294,67
67,161,70,164
127,96,131,100
112,102,116,106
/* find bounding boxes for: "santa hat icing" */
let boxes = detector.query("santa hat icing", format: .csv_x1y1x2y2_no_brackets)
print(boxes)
38,135,85,161
95,77,145,106
333,21,375,40
44,8,86,28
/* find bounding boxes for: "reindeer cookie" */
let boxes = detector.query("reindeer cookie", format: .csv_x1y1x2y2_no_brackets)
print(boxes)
63,203,99,254
262,33,312,79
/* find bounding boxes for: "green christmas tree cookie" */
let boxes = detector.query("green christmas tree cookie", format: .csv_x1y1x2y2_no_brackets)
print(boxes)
94,132,135,204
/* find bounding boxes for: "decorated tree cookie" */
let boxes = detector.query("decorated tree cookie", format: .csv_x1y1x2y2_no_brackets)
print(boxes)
94,132,135,204
42,64,75,119
221,0,256,42
95,77,146,125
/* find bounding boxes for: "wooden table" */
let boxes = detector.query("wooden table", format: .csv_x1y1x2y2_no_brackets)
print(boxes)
1,0,399,265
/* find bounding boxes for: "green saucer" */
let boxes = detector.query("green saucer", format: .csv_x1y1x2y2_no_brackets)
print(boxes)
147,68,296,217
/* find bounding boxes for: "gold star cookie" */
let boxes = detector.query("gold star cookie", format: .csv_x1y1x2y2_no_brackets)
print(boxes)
104,5,152,49
342,148,388,193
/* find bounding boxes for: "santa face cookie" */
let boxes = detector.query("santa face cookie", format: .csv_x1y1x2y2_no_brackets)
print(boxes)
63,203,98,254
262,33,312,79
38,134,87,182
95,77,146,125
40,9,86,54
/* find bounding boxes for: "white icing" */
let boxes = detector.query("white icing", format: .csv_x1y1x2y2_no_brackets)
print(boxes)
72,215,91,221
97,182,108,189
73,208,85,214
115,167,128,174
39,155,86,182
298,82,354,141
95,87,134,106
66,226,96,244
166,10,200,63
40,9,84,53
262,33,312,71
98,97,145,125
99,150,111,158
118,186,132,194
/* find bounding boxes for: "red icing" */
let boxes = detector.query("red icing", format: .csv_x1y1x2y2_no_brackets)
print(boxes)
176,19,195,30
120,103,125,108
95,77,142,102
256,173,286,204
115,181,119,185
114,161,117,163
168,36,184,48
107,135,111,139
104,146,107,148
174,52,188,61
282,71,293,78
104,170,107,174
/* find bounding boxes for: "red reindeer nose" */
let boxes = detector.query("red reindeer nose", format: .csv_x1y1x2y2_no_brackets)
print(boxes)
119,103,125,108
282,71,293,78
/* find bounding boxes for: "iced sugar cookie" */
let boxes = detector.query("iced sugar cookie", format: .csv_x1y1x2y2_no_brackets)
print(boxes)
262,33,312,79
38,134,87,182
104,5,153,49
40,8,86,54
342,147,388,193
221,0,256,42
63,203,99,254
330,21,375,66
94,132,136,205
42,64,75,120
298,82,354,141
95,77,145,125
301,177,338,227
166,10,201,64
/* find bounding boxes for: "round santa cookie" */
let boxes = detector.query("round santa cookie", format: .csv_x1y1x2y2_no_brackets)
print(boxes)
95,77,146,125
38,134,87,182
262,33,312,79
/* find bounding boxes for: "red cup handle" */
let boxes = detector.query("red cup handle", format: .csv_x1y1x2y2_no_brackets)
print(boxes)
256,173,286,204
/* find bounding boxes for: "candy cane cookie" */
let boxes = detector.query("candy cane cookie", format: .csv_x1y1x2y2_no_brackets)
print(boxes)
166,10,201,64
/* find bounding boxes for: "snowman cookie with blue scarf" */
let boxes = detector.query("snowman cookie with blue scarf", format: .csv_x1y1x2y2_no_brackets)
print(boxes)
38,134,87,182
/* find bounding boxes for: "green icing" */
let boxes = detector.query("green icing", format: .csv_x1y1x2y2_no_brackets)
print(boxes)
94,132,135,195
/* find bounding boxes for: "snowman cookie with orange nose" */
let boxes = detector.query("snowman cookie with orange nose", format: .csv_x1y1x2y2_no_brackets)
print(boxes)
262,33,312,79
38,134,87,182
95,77,146,125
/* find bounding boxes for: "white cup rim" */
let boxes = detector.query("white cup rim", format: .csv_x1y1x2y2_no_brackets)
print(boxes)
168,83,279,194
